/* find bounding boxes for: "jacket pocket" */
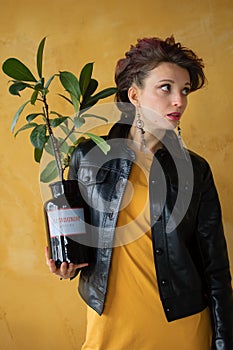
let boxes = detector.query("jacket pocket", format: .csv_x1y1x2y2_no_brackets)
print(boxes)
78,164,109,186
78,165,112,210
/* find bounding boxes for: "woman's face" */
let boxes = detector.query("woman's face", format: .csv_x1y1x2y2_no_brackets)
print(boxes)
128,62,191,132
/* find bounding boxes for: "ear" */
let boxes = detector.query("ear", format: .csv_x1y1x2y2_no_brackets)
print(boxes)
128,85,140,106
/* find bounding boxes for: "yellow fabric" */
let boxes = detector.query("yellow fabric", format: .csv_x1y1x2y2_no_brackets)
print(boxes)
82,148,212,350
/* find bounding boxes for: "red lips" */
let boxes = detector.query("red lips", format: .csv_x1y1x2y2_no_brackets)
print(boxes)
166,112,181,121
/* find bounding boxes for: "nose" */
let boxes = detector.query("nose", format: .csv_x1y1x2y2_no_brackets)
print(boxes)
172,93,184,108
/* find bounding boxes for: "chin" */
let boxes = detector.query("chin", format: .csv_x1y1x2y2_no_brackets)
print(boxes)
145,120,177,137
164,119,178,130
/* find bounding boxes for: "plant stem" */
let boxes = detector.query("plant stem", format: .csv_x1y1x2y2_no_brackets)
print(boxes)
42,95,64,181
59,125,75,148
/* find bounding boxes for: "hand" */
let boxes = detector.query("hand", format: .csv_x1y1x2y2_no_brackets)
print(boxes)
45,247,89,279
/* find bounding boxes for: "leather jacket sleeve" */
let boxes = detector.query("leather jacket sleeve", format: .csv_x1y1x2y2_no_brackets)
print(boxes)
196,162,233,349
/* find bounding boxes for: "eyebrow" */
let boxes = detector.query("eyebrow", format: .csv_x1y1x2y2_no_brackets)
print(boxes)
158,79,191,86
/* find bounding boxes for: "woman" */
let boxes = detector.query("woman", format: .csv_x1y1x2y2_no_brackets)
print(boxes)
47,36,233,349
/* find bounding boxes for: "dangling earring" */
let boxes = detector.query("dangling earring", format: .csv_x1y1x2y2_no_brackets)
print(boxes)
136,106,146,151
177,121,189,160
177,121,183,148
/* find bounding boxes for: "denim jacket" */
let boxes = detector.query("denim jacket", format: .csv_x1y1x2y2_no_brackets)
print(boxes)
69,122,233,350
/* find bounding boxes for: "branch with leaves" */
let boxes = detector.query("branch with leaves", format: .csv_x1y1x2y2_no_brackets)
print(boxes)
2,37,116,182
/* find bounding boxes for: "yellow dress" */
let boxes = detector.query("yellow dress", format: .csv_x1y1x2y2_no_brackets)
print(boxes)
81,148,212,350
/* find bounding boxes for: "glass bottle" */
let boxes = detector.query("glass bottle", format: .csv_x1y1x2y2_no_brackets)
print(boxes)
44,180,94,267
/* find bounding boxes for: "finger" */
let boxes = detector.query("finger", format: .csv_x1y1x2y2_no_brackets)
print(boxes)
48,259,58,273
68,262,89,274
77,263,89,269
59,262,88,279
67,263,75,274
60,262,69,276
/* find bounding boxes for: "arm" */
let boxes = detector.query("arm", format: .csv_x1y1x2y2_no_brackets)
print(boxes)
196,163,233,350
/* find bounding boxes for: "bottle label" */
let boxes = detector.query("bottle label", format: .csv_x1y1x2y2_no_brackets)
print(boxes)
47,208,86,238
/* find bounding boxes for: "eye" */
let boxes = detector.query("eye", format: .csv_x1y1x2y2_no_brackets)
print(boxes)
182,87,190,96
160,84,171,92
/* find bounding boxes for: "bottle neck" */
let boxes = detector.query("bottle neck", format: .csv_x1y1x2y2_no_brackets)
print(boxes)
49,180,79,198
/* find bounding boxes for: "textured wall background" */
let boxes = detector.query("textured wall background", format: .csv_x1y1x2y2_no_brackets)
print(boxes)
0,0,232,349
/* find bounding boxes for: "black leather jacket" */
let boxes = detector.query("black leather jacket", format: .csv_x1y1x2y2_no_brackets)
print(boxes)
69,122,233,350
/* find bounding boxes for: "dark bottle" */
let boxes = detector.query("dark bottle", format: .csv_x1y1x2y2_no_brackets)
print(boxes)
44,180,94,267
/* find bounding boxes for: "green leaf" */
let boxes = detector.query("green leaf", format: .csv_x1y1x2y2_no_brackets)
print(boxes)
90,87,117,102
26,113,44,122
11,100,30,132
37,37,46,78
74,136,86,146
73,116,85,129
58,138,69,154
83,132,110,154
34,78,44,90
45,74,56,89
40,160,58,183
2,58,37,82
50,111,63,117
9,82,31,96
14,122,38,137
57,93,73,105
50,117,68,127
81,113,108,123
30,124,47,149
59,71,81,99
69,94,80,113
59,71,81,112
45,136,68,155
45,135,68,157
79,62,93,95
44,137,55,156
83,78,98,99
34,147,43,163
82,87,117,109
31,90,39,105
68,145,75,155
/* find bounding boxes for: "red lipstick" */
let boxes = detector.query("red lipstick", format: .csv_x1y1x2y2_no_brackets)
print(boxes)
166,112,181,121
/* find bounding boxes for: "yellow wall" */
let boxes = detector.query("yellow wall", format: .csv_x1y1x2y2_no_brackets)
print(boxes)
0,0,232,349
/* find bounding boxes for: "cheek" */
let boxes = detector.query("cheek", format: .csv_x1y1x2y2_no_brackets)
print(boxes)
141,94,162,110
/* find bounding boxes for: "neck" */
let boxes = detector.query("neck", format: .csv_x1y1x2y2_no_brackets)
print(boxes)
128,125,165,153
